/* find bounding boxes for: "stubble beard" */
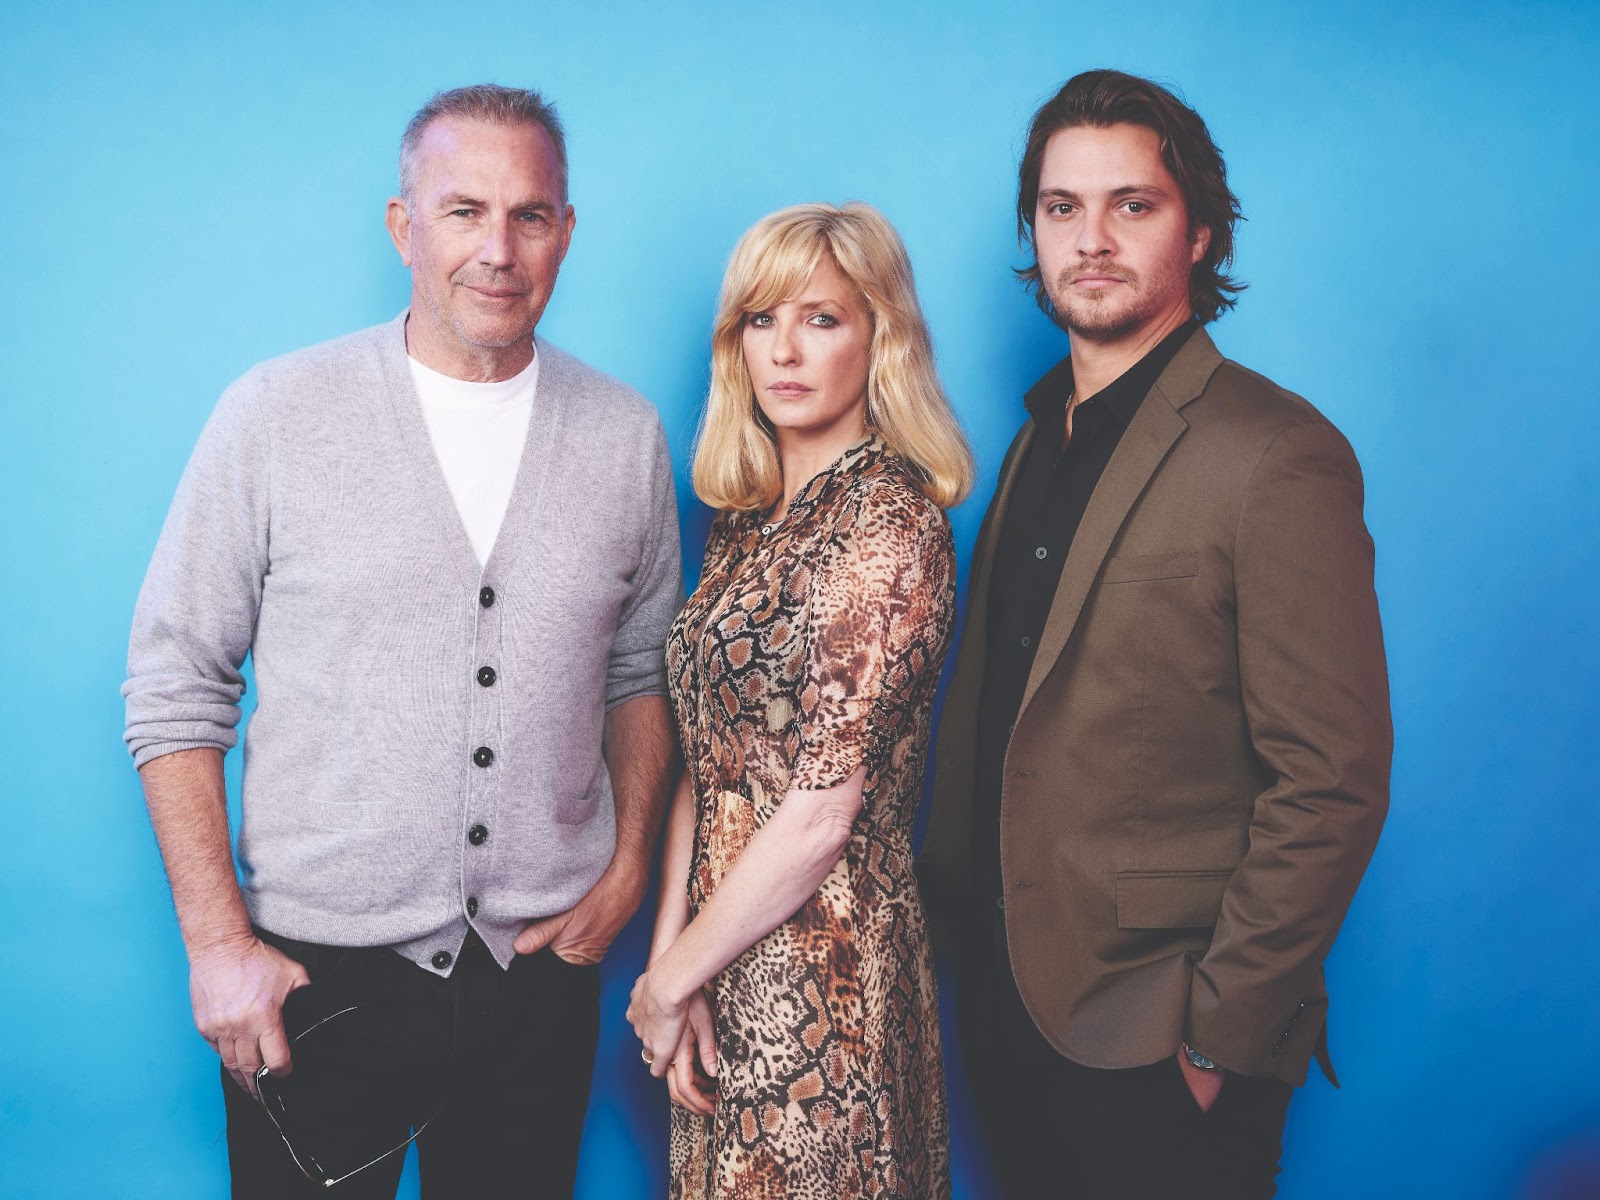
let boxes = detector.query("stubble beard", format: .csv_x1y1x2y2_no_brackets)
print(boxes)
1044,259,1191,345
448,270,544,351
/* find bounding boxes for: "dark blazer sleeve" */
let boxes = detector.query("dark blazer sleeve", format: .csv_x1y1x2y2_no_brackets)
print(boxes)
1187,418,1392,1075
917,422,1033,947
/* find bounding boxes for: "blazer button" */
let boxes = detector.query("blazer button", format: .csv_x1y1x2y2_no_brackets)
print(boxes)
995,895,1006,910
466,897,478,917
477,666,497,687
473,746,494,768
479,586,495,608
468,824,489,846
431,950,452,970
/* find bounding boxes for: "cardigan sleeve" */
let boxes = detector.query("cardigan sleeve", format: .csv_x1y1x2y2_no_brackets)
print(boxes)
604,416,684,709
122,372,272,768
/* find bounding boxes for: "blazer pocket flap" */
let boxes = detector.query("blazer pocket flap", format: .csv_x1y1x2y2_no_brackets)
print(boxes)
1116,870,1233,929
1102,550,1199,584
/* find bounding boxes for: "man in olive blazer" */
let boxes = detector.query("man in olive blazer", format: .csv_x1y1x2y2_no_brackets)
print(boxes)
919,71,1391,1198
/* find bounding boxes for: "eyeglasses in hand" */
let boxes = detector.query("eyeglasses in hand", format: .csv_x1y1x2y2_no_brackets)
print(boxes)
255,1003,447,1189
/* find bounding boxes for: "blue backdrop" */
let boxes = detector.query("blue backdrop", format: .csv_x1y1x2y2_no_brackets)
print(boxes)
3,1,1598,1196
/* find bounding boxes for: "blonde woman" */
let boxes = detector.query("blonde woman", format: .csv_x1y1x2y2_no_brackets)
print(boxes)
627,203,974,1199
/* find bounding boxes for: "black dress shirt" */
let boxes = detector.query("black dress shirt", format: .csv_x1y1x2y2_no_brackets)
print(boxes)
970,319,1198,1059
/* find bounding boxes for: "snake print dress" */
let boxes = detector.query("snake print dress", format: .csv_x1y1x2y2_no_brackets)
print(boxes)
665,437,954,1200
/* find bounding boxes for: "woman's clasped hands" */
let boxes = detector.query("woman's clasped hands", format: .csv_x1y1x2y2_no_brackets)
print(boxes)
627,968,719,1116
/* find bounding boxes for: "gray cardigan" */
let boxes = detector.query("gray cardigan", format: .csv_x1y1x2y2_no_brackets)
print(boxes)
123,314,682,973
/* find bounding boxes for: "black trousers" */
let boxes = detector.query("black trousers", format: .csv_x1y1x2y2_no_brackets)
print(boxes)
955,954,1294,1200
223,928,600,1199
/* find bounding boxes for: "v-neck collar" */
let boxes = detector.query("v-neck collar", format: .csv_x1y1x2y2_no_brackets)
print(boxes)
766,434,886,525
375,311,564,582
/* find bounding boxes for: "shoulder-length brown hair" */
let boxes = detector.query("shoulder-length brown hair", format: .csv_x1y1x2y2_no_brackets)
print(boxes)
693,202,975,513
1015,69,1245,324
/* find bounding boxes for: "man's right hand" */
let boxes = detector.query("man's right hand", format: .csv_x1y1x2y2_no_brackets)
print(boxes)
188,935,310,1099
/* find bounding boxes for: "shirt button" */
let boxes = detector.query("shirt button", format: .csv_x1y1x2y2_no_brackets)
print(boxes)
1035,546,1048,560
1020,637,1031,648
479,586,495,608
431,951,452,970
468,824,489,846
472,746,494,768
466,897,478,917
477,666,496,687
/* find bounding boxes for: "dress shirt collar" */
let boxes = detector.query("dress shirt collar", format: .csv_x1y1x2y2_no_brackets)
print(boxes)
1024,319,1201,446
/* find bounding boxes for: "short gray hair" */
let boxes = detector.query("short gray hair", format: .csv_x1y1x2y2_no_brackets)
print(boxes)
399,84,568,203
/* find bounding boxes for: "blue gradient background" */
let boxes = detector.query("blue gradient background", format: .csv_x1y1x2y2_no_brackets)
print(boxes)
3,2,1598,1197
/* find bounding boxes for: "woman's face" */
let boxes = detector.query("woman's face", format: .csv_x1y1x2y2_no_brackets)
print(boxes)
742,255,873,449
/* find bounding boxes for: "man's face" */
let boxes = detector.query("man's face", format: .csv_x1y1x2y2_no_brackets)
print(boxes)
386,117,574,369
1033,123,1210,343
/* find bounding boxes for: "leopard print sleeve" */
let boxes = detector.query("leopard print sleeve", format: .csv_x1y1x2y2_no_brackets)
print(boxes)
789,479,956,795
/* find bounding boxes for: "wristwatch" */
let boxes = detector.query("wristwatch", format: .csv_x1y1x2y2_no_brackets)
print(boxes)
1181,1043,1220,1072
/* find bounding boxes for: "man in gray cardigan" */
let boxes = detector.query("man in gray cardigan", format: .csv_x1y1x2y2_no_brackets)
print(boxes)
123,86,681,1196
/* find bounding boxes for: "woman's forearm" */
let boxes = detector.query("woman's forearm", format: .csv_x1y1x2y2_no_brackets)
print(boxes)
649,769,864,1005
649,771,697,965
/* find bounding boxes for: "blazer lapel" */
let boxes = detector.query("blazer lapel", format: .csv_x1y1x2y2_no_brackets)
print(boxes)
1016,330,1223,720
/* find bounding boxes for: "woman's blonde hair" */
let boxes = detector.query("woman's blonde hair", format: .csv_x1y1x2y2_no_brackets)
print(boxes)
692,202,975,512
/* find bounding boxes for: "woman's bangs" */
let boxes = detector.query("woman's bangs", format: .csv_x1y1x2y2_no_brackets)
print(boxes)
730,229,829,318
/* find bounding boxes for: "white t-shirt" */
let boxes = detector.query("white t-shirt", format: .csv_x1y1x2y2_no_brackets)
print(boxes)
407,351,539,566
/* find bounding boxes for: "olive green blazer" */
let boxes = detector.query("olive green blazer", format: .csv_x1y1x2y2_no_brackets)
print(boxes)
918,329,1391,1085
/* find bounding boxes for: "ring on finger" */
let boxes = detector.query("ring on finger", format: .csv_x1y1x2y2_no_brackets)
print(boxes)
642,1048,654,1065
